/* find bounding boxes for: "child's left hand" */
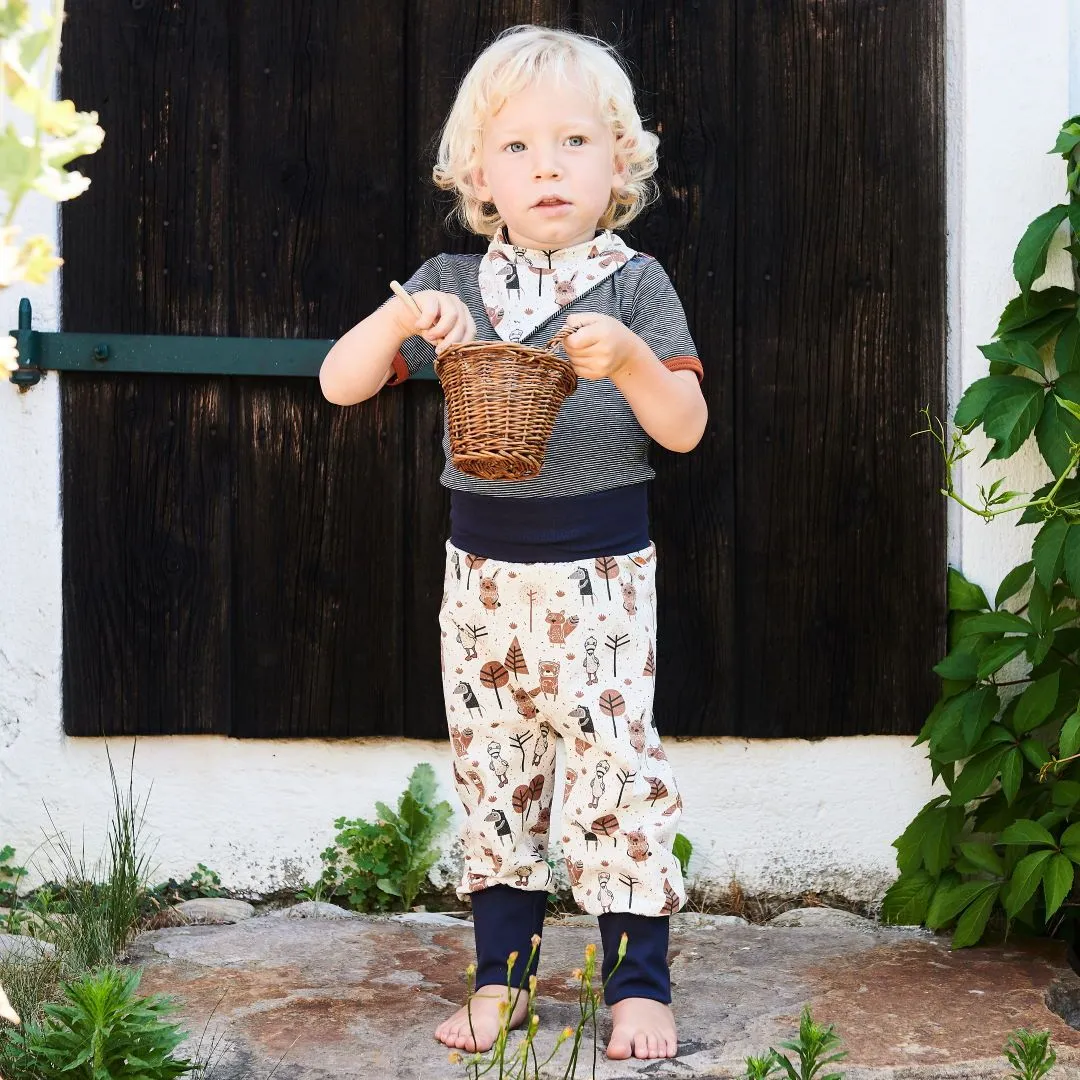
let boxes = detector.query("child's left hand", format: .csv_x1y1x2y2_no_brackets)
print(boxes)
560,313,646,381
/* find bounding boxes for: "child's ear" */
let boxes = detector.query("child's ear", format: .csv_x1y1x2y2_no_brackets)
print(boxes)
472,167,492,203
612,158,629,193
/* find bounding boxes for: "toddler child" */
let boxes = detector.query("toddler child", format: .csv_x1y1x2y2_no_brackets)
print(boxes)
319,23,707,1061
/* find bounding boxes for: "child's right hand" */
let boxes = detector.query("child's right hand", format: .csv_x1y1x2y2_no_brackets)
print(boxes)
396,290,476,355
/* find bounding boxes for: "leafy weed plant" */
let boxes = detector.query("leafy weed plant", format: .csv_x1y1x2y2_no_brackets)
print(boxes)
3,966,195,1080
317,763,453,912
1004,1027,1057,1080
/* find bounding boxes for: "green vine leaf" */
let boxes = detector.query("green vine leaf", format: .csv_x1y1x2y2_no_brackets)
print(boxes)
951,884,1001,948
1059,711,1080,759
1043,852,1074,917
1020,738,1052,770
947,567,990,612
983,380,1045,461
1033,517,1070,588
1013,671,1060,735
976,638,1028,680
1004,849,1054,916
995,287,1076,337
995,562,1034,608
957,841,1005,877
927,879,996,929
1007,339,1047,377
880,869,937,925
1027,577,1051,634
1000,819,1057,847
1056,317,1080,374
1052,121,1080,154
959,611,1033,636
1063,526,1080,598
1036,393,1080,479
1054,394,1080,424
950,746,1009,805
1013,204,1069,295
1000,748,1025,804
954,375,1031,429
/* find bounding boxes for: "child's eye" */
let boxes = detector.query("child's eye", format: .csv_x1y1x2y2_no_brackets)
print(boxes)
505,141,526,153
566,135,587,147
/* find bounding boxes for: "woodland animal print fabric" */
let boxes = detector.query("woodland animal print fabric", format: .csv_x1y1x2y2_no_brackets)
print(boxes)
440,540,686,917
477,226,635,344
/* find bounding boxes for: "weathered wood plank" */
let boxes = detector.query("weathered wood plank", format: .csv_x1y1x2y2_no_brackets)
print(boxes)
734,0,946,736
60,0,233,736
227,2,407,737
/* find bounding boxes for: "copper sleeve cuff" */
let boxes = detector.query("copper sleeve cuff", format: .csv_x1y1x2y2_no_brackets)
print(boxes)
661,355,703,382
385,351,411,387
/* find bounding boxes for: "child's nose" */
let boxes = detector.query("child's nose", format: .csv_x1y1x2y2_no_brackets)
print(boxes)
532,149,563,179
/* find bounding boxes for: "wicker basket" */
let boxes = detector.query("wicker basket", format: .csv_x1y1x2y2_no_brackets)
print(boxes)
434,330,577,480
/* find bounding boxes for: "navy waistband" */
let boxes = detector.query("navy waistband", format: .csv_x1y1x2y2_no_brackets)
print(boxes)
449,483,650,562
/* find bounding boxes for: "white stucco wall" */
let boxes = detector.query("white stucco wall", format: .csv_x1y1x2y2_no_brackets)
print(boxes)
0,0,1069,902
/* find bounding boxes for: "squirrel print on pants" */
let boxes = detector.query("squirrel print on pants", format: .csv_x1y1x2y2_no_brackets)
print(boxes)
546,610,579,645
512,686,540,720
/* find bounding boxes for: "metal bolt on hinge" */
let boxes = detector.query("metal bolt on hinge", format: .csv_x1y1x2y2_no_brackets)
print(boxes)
92,344,109,363
8,297,40,388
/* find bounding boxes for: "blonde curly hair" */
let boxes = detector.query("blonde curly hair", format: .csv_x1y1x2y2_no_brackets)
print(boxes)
433,25,660,237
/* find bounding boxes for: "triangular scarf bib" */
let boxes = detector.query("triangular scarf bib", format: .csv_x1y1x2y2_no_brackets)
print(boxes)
478,227,636,343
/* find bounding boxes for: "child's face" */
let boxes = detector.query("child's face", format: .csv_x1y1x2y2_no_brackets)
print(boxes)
475,75,623,250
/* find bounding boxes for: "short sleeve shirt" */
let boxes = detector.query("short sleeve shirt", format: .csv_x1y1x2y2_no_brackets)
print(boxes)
387,252,701,498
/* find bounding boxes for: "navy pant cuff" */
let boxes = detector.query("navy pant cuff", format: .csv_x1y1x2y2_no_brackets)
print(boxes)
471,884,549,991
598,912,671,1005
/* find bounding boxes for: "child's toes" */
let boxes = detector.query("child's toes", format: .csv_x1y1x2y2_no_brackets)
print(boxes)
606,1025,634,1059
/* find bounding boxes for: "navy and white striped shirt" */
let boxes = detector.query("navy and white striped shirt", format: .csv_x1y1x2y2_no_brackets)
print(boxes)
389,251,702,501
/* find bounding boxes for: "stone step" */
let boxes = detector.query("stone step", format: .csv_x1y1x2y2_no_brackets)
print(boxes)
126,907,1080,1078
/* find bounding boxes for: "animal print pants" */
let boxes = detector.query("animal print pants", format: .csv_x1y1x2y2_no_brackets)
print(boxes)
440,540,686,917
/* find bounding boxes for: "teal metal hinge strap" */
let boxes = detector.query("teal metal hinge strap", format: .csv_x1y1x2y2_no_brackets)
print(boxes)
7,298,438,385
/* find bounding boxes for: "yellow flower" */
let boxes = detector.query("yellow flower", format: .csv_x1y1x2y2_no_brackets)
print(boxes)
447,1051,462,1064
19,235,61,284
530,933,542,948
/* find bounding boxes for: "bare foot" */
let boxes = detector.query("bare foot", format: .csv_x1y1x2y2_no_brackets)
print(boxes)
607,997,678,1059
435,985,530,1053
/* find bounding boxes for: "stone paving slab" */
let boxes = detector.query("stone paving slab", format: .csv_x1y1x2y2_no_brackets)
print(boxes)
127,909,1080,1079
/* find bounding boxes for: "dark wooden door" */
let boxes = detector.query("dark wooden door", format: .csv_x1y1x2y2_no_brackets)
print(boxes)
59,1,945,740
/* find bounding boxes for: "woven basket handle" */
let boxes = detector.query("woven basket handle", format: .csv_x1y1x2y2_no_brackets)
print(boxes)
544,326,574,355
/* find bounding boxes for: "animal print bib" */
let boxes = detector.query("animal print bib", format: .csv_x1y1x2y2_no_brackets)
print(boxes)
477,226,636,343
